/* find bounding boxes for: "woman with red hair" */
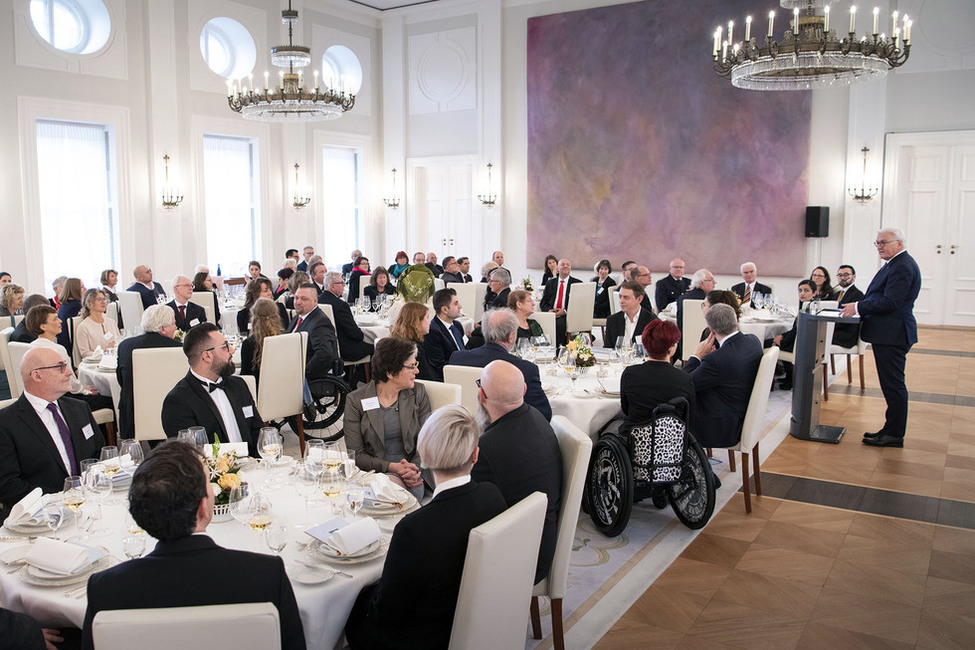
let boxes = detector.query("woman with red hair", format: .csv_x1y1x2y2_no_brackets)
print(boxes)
620,319,696,424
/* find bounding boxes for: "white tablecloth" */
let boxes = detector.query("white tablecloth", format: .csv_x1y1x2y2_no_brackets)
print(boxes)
658,309,792,342
539,363,623,438
77,364,120,409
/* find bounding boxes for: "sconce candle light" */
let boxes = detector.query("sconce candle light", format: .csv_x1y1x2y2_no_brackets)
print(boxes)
161,154,183,209
477,163,498,207
383,168,401,210
293,163,311,209
848,146,879,203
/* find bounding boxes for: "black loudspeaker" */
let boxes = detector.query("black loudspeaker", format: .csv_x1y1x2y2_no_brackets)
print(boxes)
805,206,829,238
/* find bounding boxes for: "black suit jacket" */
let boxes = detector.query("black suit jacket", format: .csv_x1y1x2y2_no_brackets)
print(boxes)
166,300,207,331
604,309,654,348
858,252,921,347
487,287,511,310
296,260,308,272
655,275,691,312
0,395,104,520
440,271,464,284
540,276,582,313
471,402,562,584
9,319,35,343
126,282,167,310
448,343,552,421
82,535,305,650
288,308,339,380
319,291,373,361
424,263,444,278
346,481,506,650
731,281,774,308
832,285,865,348
423,317,466,381
116,332,182,438
621,360,696,425
682,332,763,447
161,372,263,457
0,608,45,650
347,271,369,305
592,277,617,318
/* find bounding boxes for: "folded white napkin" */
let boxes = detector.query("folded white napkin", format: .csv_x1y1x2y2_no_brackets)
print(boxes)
328,517,381,556
5,488,44,526
25,538,90,575
97,355,117,370
366,474,411,504
204,442,249,458
598,376,622,394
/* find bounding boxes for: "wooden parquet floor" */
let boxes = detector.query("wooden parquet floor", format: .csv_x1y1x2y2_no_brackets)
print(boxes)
596,327,975,649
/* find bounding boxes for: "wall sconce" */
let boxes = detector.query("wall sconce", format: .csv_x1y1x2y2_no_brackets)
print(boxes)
477,162,498,207
293,163,311,209
383,168,401,210
161,155,183,209
848,147,879,203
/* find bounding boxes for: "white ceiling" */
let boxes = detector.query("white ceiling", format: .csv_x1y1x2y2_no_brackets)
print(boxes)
346,0,442,10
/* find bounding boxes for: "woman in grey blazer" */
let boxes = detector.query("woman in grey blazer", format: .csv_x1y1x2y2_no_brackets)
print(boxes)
344,337,431,499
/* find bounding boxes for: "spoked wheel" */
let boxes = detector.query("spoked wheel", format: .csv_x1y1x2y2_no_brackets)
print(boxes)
667,436,715,530
286,376,349,442
586,436,634,537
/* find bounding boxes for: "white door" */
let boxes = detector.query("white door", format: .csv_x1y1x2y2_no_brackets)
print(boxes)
884,131,975,327
407,156,477,261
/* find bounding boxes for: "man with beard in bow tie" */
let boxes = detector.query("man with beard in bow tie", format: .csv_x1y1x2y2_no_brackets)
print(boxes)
161,323,263,457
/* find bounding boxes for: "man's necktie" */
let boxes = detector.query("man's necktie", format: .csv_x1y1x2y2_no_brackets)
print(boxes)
46,403,78,475
743,285,751,305
555,280,565,310
451,324,464,350
836,290,845,303
294,316,303,331
178,305,186,322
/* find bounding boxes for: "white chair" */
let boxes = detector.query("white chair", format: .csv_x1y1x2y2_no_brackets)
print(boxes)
256,332,308,456
609,287,622,315
0,328,21,398
118,291,145,333
416,379,462,412
680,299,706,362
531,311,557,346
132,347,187,442
473,283,489,322
106,301,120,326
0,397,14,409
529,417,593,650
68,315,83,367
358,281,368,303
447,283,477,321
449,492,547,650
7,342,32,399
190,291,216,325
829,336,868,390
92,602,281,650
240,374,257,404
564,282,596,342
434,278,445,291
319,304,371,381
442,365,483,416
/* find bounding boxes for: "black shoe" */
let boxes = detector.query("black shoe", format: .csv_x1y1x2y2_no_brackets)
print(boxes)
862,431,884,440
862,435,904,448
777,380,793,390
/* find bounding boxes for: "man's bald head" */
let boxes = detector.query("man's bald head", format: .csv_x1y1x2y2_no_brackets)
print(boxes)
479,360,526,422
20,347,72,401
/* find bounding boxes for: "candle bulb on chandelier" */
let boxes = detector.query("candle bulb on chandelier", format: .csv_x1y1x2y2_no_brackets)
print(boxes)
314,70,319,92
744,16,751,42
793,8,799,35
905,19,911,43
727,21,734,46
227,80,233,98
891,11,898,36
824,5,830,33
872,7,879,35
849,6,856,34
264,71,269,91
248,74,254,94
713,27,721,57
768,11,774,38
721,40,728,62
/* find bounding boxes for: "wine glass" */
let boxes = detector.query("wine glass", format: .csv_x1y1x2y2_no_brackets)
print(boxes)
99,446,121,478
303,440,325,477
62,476,86,516
118,439,144,467
42,500,65,540
123,535,146,559
764,293,774,310
341,449,357,482
319,471,345,515
751,291,763,309
229,484,251,524
294,463,319,532
246,493,273,533
345,485,364,520
323,441,343,475
265,520,289,555
258,428,283,485
188,426,208,449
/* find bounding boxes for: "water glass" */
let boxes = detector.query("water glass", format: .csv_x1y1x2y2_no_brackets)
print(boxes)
123,535,146,560
264,520,289,555
345,485,364,520
119,439,144,466
42,501,65,540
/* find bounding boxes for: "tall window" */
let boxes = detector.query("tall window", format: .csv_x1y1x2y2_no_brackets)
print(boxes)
202,134,261,275
321,146,362,267
35,119,119,289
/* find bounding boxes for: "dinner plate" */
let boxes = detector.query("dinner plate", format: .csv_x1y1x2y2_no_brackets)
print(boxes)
288,564,335,585
318,537,381,559
600,390,621,398
360,494,418,517
314,536,390,565
0,545,31,565
4,520,55,534
27,544,108,579
20,556,111,587
570,389,597,399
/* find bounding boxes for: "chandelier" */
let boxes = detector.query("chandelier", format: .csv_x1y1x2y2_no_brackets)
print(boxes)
712,1,911,91
227,1,355,121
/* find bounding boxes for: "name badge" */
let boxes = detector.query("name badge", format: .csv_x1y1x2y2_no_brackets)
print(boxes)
82,424,95,440
361,396,380,411
242,405,254,418
190,318,201,327
104,331,115,341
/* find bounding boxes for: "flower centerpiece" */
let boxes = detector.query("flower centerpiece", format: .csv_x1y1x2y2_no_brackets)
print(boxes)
205,440,243,519
566,333,596,369
522,277,534,291
173,329,185,344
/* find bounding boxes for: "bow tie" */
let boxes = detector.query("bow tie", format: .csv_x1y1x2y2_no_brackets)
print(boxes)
198,379,225,393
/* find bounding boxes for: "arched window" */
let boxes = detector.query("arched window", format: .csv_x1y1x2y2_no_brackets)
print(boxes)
321,45,363,94
200,17,256,80
29,0,111,54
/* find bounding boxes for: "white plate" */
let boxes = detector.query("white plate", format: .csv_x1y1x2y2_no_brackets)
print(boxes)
361,493,417,515
318,537,381,559
3,520,51,534
27,544,108,579
289,564,335,585
0,545,31,564
20,556,111,587
314,536,390,565
570,389,597,399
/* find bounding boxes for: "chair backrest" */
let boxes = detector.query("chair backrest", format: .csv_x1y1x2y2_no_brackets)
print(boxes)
416,379,462,412
68,315,83,367
680,299,706,362
317,304,339,356
541,417,593,599
106,301,119,326
92,602,281,650
442,365,483,416
190,292,216,325
257,332,307,420
132,347,188,441
358,280,368,303
0,397,14,409
0,328,20,397
118,291,145,333
609,285,621,314
7,342,32,399
449,492,547,650
434,278,445,291
473,283,488,322
736,346,780,453
565,282,596,339
446,283,477,321
531,311,557,346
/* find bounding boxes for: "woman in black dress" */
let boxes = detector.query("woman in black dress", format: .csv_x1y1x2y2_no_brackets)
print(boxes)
240,298,285,381
591,259,616,319
620,319,695,424
809,266,836,300
237,278,288,335
364,266,396,308
389,301,436,381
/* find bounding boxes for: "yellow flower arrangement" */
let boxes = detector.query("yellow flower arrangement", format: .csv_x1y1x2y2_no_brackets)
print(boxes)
205,439,242,505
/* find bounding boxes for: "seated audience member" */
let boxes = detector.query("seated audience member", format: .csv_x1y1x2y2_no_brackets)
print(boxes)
424,288,467,381
439,257,464,284
74,289,120,359
288,283,339,380
540,254,559,286
285,248,300,265
592,259,617,319
309,261,328,295
425,253,444,278
0,608,66,650
694,289,742,351
11,295,58,343
457,256,474,283
347,256,371,305
167,275,207,332
485,267,512,310
55,277,84,349
508,289,545,340
296,245,314,272
412,251,426,265
192,271,221,328
161,323,263,457
127,265,167,309
343,338,431,500
238,277,288,335
389,302,436,381
620,319,695,424
342,249,363,279
100,268,120,303
620,260,637,283
81,441,305,650
479,260,499,284
390,251,410,279
632,266,655,313
240,298,284,381
449,309,552,421
319,271,374,363
345,405,505,650
732,262,772,308
274,267,294,299
809,266,836,300
604,281,653,348
832,264,863,348
246,260,265,284
49,276,66,310
771,280,816,390
0,271,10,287
116,305,182,437
364,266,396,307
492,250,510,276
655,258,691,312
683,303,763,448
278,271,309,310
675,268,715,356
0,283,25,324
539,258,582,344
0,347,105,521
472,360,562,584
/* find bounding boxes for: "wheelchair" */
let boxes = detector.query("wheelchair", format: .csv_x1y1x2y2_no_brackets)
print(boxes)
584,397,715,537
283,360,351,443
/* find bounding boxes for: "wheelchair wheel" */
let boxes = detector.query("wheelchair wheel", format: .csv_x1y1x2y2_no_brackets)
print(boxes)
287,376,349,442
586,436,634,537
667,436,715,530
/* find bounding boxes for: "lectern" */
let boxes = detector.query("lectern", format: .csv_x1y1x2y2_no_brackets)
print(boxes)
789,311,860,443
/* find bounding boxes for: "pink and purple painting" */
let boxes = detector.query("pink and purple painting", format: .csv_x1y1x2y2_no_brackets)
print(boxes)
527,0,811,276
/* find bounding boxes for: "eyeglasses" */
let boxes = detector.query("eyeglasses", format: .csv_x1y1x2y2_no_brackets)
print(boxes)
836,272,853,278
205,342,231,353
874,239,898,247
402,363,419,371
34,362,69,373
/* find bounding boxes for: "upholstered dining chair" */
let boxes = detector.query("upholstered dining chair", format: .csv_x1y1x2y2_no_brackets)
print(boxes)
6,341,32,399
117,291,144,334
679,299,706,363
131,347,187,442
190,291,216,325
415,379,462,412
318,304,371,382
446,282,476,323
256,332,307,456
442,365,483,417
564,282,596,343
531,311,557,347
0,328,21,398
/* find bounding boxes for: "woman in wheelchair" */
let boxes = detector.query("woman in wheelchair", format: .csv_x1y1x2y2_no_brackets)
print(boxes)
620,319,695,423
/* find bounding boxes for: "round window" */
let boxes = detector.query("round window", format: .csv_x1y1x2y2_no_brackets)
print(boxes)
200,17,256,80
322,45,363,94
29,0,111,54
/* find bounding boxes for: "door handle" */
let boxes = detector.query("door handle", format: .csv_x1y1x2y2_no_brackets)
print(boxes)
936,244,942,254
951,244,958,255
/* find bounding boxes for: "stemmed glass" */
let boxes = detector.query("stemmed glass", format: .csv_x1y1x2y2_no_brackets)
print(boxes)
345,485,364,520
62,476,86,517
265,520,289,555
229,484,251,524
245,493,273,533
763,294,774,310
258,427,283,486
752,291,763,309
42,500,65,540
322,442,343,475
118,439,144,467
98,446,122,504
558,347,579,391
294,463,319,532
341,449,357,482
123,535,146,559
303,440,325,477
319,472,345,515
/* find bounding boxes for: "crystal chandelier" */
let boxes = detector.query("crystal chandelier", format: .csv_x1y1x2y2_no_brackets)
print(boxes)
712,1,911,91
227,1,355,121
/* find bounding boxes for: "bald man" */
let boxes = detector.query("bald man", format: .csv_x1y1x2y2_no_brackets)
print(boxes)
655,258,691,311
166,275,207,330
0,347,105,521
471,360,562,585
126,265,167,309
